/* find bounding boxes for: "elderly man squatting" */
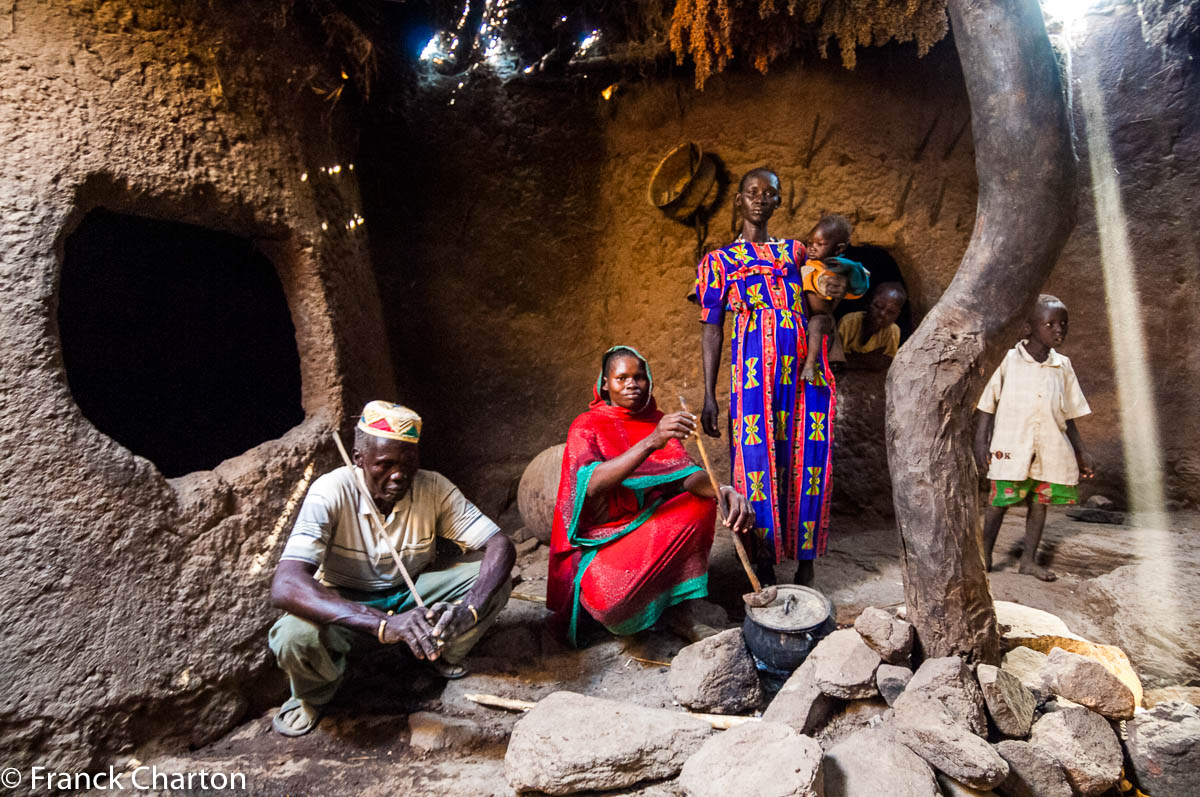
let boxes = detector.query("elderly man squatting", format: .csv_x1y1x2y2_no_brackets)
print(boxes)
268,401,515,736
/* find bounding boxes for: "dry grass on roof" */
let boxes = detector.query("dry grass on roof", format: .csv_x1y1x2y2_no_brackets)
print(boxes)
668,0,949,88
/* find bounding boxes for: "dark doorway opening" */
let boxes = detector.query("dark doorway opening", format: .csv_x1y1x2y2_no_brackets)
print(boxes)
58,208,304,477
837,243,914,342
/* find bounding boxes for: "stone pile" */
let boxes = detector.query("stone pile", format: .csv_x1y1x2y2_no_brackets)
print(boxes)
1124,700,1200,797
668,628,763,714
501,605,1199,796
854,606,915,665
504,691,713,794
679,721,823,797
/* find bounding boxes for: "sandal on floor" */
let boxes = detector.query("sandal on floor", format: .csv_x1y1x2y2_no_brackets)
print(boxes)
272,697,323,737
425,659,470,679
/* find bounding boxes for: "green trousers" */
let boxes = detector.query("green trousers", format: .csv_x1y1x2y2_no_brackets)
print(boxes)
268,559,511,706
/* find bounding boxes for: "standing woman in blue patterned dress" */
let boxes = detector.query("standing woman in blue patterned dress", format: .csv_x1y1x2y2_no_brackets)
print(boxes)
696,168,837,587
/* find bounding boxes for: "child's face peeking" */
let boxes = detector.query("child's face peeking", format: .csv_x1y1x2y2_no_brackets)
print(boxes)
1028,304,1069,351
868,290,905,329
807,227,847,261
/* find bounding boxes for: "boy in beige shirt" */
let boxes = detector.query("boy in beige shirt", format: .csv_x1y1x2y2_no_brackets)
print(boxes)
974,295,1094,581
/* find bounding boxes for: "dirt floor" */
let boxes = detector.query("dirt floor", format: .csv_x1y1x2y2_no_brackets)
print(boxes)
138,509,1200,796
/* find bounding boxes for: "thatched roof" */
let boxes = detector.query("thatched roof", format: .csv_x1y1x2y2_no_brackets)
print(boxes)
315,0,952,95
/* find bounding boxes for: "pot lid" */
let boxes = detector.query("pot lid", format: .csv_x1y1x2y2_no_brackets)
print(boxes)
745,584,832,632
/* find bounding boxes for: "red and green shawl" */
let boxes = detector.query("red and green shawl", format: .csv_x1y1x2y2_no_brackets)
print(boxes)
547,348,715,645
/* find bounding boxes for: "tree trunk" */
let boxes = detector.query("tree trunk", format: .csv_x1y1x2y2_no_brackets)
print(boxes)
885,0,1077,663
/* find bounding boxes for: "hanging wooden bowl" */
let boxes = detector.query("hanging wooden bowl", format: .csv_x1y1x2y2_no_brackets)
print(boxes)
666,153,717,221
648,142,703,212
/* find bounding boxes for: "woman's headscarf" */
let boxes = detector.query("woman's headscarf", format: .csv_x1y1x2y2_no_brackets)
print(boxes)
547,345,701,644
596,345,653,408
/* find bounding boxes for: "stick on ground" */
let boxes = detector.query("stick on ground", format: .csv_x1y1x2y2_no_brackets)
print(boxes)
463,693,758,730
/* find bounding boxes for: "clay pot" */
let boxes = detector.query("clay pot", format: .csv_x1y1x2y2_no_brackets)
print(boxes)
742,585,836,672
517,443,566,543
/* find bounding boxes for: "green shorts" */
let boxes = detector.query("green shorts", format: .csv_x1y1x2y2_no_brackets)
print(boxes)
990,478,1078,507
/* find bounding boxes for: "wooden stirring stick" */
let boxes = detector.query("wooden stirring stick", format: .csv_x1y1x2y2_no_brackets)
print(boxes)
679,397,763,593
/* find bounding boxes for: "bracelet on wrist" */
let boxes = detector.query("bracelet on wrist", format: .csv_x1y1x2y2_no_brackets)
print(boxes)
377,609,395,644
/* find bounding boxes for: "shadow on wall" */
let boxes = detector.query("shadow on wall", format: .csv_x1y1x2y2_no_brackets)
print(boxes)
359,73,611,516
57,208,304,477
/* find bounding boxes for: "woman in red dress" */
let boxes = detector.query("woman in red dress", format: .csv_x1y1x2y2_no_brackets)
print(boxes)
547,346,754,645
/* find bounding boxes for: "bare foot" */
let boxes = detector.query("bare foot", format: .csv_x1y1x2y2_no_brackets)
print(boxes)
1018,561,1057,582
664,603,720,643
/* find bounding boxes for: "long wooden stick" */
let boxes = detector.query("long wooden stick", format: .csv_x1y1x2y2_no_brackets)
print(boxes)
331,431,425,608
510,591,547,603
679,397,762,593
464,693,534,712
463,693,758,730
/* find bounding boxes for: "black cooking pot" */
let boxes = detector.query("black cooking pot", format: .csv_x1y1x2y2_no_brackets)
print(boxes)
742,585,836,672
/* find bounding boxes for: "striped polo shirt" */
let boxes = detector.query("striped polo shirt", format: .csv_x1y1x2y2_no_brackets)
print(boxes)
280,466,499,592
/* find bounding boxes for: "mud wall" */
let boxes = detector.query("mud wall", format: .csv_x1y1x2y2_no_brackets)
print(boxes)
386,4,1200,521
383,42,979,519
5,0,1195,772
583,48,980,521
368,74,609,517
0,0,393,771
1054,3,1200,508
